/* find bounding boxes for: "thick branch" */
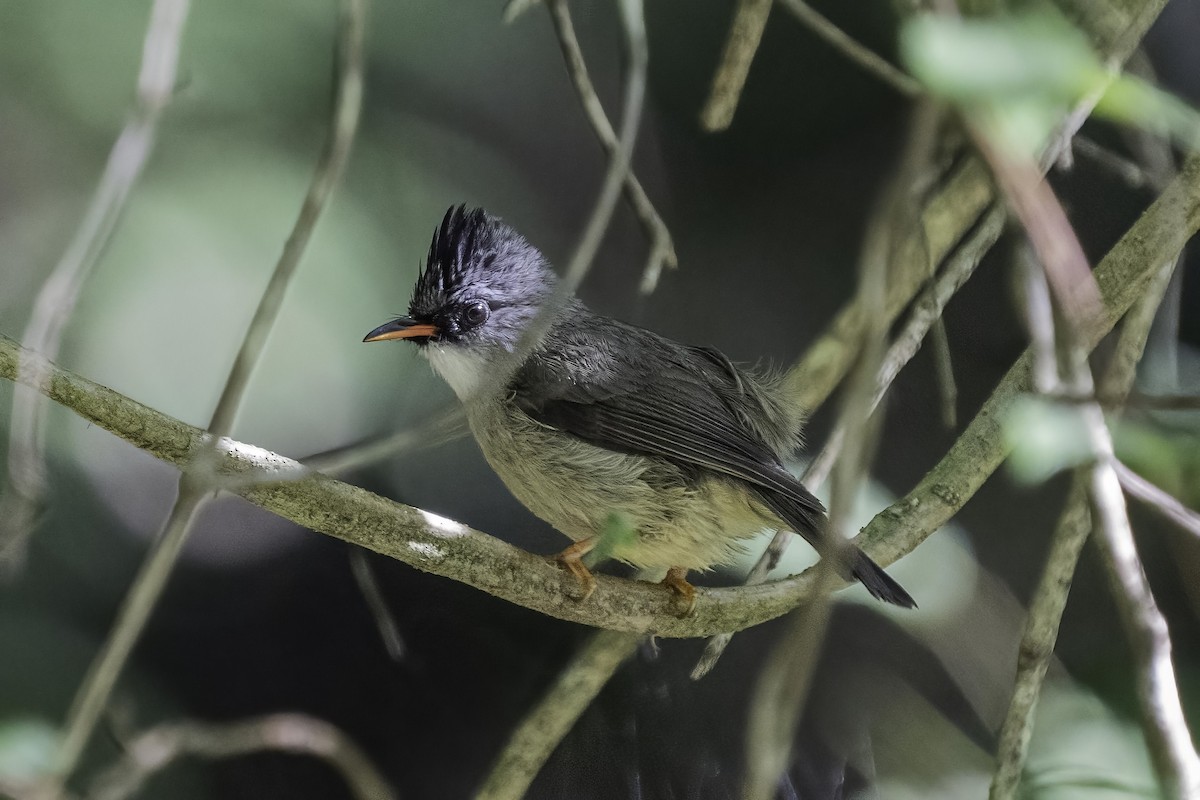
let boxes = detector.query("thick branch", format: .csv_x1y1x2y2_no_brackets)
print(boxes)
3,155,1197,638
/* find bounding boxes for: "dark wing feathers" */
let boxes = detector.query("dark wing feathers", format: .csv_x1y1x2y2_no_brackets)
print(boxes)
514,315,916,609
514,317,826,524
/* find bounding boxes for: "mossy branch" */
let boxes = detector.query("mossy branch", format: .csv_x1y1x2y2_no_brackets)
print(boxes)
2,155,1198,639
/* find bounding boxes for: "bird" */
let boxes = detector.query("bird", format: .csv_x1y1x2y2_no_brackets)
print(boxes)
364,205,914,611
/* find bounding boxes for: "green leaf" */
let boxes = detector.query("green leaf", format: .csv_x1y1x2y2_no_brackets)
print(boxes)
1004,396,1093,484
586,512,638,565
0,718,58,783
900,10,1105,106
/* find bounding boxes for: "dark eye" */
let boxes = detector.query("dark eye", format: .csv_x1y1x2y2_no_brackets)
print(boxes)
462,300,490,328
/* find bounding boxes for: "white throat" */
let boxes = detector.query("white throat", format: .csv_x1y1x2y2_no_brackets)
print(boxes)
424,344,490,400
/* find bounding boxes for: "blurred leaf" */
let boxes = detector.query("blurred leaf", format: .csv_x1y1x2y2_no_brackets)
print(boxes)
900,7,1200,157
900,10,1104,105
1113,420,1200,505
588,512,638,565
1004,396,1092,484
0,717,58,782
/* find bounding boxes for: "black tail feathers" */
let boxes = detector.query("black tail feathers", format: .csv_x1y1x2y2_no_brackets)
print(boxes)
850,549,916,608
758,487,916,608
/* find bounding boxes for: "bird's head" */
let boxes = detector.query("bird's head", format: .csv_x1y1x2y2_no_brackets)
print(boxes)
363,205,558,397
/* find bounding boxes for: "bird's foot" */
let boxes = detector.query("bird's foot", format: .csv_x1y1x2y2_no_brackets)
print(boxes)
552,538,598,602
661,566,696,617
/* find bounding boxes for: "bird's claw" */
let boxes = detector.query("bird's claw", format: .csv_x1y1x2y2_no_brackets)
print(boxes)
661,566,696,617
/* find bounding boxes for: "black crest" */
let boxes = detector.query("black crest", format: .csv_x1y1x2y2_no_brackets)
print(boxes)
412,205,491,310
410,205,553,318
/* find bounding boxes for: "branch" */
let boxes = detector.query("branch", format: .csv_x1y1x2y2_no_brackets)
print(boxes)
1116,461,1200,540
87,714,396,800
543,0,678,295
699,0,773,132
45,0,367,787
691,200,1005,680
782,0,1166,416
987,116,1197,796
776,0,922,96
0,0,190,569
474,630,640,799
990,252,1179,800
2,155,1198,640
1089,420,1200,798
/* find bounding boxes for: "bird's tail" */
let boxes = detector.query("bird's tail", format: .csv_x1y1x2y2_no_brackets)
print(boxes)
758,489,916,608
850,549,916,608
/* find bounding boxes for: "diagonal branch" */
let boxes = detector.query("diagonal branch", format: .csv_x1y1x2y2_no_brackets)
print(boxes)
544,0,677,294
87,713,396,800
43,0,368,788
0,0,191,569
3,154,1198,640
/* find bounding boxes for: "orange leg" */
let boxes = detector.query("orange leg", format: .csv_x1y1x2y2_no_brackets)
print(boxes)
552,538,598,602
661,566,697,616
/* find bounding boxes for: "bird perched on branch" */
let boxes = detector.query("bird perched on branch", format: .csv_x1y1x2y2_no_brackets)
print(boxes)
365,206,914,612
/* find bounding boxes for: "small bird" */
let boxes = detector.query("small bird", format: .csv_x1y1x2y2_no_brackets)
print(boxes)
365,206,914,610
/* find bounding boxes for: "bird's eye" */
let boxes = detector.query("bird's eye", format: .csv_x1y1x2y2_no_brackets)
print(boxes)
462,300,490,328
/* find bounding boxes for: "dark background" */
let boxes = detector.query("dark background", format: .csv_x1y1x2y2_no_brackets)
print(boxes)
1,0,1198,797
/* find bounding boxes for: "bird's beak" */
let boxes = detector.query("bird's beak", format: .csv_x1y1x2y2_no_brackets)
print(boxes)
362,317,439,343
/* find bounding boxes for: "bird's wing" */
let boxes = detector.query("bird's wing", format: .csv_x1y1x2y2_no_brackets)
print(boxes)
512,322,826,530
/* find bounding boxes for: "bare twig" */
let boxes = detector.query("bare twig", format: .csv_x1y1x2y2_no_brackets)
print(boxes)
1073,136,1152,188
1087,395,1200,798
783,0,1164,416
743,102,940,799
2,153,1197,640
543,0,677,295
1116,461,1200,541
988,133,1198,797
87,713,396,800
0,0,190,571
988,477,1094,800
700,0,773,131
474,630,640,800
691,201,1005,680
350,548,406,662
930,316,959,428
302,407,468,474
44,0,368,788
776,0,922,96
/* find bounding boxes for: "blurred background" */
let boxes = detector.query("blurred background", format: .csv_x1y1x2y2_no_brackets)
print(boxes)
1,0,1198,797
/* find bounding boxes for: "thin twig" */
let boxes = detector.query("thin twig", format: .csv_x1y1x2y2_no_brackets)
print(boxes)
988,134,1181,800
1073,136,1152,188
775,0,922,96
350,548,406,662
930,317,958,428
471,8,653,793
1086,391,1200,798
691,201,1005,680
544,0,677,295
700,0,773,132
302,407,468,474
1116,461,1200,541
987,128,1199,797
988,477,1094,800
743,102,939,799
87,713,396,800
0,0,191,571
474,630,640,800
782,1,1163,417
44,0,368,788
2,155,1198,640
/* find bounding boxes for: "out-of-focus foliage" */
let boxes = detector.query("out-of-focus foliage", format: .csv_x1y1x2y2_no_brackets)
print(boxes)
0,718,57,784
1003,396,1094,484
900,7,1200,156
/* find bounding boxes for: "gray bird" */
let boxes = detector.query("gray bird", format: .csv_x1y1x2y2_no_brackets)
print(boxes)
364,206,914,610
